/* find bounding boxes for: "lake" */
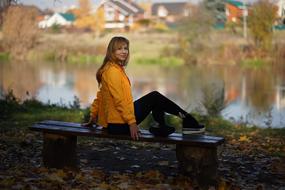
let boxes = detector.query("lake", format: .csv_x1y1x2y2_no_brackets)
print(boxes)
1,61,285,128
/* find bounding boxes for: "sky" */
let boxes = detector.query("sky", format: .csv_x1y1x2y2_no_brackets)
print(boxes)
20,0,201,11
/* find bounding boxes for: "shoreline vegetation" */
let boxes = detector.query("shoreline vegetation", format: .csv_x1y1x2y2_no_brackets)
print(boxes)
0,31,284,67
1,90,284,158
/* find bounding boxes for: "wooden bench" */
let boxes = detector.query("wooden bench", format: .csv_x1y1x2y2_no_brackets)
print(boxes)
30,120,225,185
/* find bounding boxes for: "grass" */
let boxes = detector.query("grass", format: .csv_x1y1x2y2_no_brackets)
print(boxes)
27,32,183,66
0,90,84,131
240,58,266,68
0,52,9,61
133,56,184,66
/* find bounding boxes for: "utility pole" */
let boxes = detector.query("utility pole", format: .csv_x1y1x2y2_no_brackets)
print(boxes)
242,0,248,39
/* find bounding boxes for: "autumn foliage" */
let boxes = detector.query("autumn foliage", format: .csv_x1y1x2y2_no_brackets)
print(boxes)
73,0,105,36
248,0,277,50
1,5,39,59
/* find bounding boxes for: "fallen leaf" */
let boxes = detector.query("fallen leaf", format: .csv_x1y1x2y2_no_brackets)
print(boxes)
158,161,169,166
46,173,64,183
239,135,250,142
55,169,67,179
118,182,129,189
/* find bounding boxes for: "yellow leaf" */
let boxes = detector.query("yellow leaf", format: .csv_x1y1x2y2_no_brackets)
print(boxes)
55,169,67,179
239,135,250,142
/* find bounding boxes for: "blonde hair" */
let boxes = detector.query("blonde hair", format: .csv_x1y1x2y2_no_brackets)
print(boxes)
96,36,129,84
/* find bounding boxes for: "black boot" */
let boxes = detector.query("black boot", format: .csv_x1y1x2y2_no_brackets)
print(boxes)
179,112,205,134
149,125,175,137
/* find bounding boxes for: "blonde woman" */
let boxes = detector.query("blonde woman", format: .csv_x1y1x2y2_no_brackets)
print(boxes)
83,36,204,140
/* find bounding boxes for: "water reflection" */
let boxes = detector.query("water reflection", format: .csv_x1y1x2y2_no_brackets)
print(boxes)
0,61,284,128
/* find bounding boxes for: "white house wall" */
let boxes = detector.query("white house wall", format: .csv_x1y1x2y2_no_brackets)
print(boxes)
119,13,125,21
277,0,285,17
39,13,72,28
105,5,116,21
105,22,125,28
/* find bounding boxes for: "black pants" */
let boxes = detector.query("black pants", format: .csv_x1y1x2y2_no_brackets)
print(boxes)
107,91,199,135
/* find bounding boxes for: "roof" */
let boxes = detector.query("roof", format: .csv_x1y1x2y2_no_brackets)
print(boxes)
226,0,244,8
151,2,188,16
59,13,76,21
106,0,144,15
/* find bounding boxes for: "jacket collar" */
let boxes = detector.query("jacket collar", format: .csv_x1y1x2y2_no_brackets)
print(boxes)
109,62,125,71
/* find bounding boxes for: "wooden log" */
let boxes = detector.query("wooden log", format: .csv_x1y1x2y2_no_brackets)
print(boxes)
43,133,77,169
176,144,218,187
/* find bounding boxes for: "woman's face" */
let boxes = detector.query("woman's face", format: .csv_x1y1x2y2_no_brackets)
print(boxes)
114,43,128,62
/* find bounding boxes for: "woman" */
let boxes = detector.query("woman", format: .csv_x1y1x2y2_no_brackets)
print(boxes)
83,36,204,140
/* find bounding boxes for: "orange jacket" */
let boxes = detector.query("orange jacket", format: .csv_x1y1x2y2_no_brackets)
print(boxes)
90,62,136,128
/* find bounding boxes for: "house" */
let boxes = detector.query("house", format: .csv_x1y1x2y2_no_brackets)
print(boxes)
276,0,285,24
225,0,246,24
151,2,190,23
38,12,76,29
99,0,144,29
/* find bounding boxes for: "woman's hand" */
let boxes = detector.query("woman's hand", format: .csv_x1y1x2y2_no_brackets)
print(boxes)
82,120,94,128
129,123,140,140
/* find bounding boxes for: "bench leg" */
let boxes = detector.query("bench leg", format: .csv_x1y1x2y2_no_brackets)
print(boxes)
176,144,218,187
43,133,78,169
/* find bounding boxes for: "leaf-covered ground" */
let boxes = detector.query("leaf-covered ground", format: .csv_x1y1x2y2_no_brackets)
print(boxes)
0,126,284,190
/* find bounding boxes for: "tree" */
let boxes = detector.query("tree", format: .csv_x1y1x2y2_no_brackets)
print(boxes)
2,5,39,59
0,0,17,10
177,3,214,64
248,0,277,50
78,0,91,17
203,0,226,23
0,0,17,25
74,0,105,37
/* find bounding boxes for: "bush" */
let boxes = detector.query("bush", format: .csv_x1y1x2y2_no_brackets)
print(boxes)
134,57,183,66
0,52,9,61
50,24,61,33
240,58,266,68
2,5,39,60
0,89,21,119
248,0,277,50
200,83,226,117
153,22,169,32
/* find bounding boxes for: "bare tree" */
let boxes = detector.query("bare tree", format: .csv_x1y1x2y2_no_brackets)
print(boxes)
0,0,17,24
2,5,39,59
0,0,16,9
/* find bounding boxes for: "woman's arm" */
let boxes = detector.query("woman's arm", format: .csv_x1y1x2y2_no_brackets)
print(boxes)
82,90,102,127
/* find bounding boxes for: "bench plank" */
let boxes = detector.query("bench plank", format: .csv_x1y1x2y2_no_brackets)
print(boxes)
30,120,225,147
38,120,223,141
